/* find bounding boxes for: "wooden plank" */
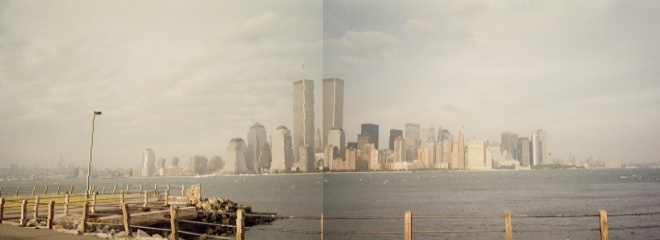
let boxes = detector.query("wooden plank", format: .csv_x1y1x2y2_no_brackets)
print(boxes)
600,210,608,240
237,209,245,240
505,210,512,240
170,205,179,240
404,210,412,240
122,203,133,236
81,202,89,233
47,201,55,229
20,199,27,226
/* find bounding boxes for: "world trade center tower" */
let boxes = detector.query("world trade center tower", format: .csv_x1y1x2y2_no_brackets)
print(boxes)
293,79,315,163
322,78,344,148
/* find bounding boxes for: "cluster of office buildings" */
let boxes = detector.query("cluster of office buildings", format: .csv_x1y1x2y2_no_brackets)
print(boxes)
135,77,553,175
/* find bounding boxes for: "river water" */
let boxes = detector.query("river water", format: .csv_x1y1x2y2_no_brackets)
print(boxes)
2,169,659,239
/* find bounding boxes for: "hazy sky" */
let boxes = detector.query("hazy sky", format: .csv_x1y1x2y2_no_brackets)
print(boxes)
1,1,659,169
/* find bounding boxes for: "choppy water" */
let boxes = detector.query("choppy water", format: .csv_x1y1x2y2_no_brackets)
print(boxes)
2,169,660,239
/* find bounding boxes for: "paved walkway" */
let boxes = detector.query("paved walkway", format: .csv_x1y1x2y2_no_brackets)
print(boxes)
0,224,102,240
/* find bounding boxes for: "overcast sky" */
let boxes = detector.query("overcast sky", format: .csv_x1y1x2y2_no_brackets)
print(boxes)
1,1,659,169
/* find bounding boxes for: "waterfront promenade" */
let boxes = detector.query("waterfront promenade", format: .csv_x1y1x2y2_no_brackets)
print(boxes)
0,223,102,240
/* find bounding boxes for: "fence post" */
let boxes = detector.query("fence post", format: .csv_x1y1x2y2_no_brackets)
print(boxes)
320,213,324,240
139,184,143,194
505,210,512,240
44,186,49,195
0,187,2,197
16,187,20,196
170,205,179,240
102,186,106,195
33,196,40,219
31,186,36,196
126,184,130,194
0,197,4,223
120,191,125,205
237,208,245,240
70,185,74,195
64,194,70,215
92,192,97,214
81,202,88,233
121,203,133,237
404,210,412,240
47,200,55,229
154,183,158,196
164,189,170,206
113,184,117,194
20,199,28,227
143,192,148,207
599,210,608,240
181,185,185,196
57,185,61,195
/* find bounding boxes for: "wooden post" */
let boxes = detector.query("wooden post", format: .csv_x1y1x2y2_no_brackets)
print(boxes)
81,202,89,233
600,210,608,240
47,201,55,229
143,192,148,207
154,183,158,196
181,185,185,196
320,213,324,240
43,186,48,195
121,203,133,237
92,192,97,214
70,185,74,195
0,187,2,197
126,184,130,194
31,186,36,196
57,185,61,195
15,187,20,196
33,196,40,219
504,210,512,240
236,209,245,240
113,184,117,194
102,186,106,195
404,210,412,240
139,184,143,194
164,190,169,206
0,198,5,223
169,205,179,240
64,194,70,215
198,185,202,203
20,199,28,227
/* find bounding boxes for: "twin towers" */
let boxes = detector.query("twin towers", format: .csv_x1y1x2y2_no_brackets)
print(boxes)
225,78,344,174
293,78,344,171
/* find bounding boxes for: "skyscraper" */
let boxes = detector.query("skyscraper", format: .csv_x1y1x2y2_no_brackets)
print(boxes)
142,148,155,177
247,122,268,174
361,123,379,149
457,127,466,169
225,138,248,175
293,79,315,166
530,132,540,166
537,129,549,165
322,78,344,148
327,127,346,154
501,132,518,160
389,129,403,151
270,126,293,173
517,137,530,167
404,123,421,149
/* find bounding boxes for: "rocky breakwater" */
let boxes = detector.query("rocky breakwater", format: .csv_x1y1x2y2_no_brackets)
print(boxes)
183,184,277,237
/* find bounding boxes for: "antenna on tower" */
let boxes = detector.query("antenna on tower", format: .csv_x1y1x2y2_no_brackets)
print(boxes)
301,60,305,80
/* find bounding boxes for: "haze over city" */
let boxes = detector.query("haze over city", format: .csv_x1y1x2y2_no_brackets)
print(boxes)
1,1,659,170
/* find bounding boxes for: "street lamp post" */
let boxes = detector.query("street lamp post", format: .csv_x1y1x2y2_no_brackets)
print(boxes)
87,111,102,198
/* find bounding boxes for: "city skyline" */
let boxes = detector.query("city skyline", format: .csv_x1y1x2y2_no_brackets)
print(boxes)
1,1,659,169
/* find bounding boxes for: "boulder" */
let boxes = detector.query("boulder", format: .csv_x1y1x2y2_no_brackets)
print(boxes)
185,184,202,205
